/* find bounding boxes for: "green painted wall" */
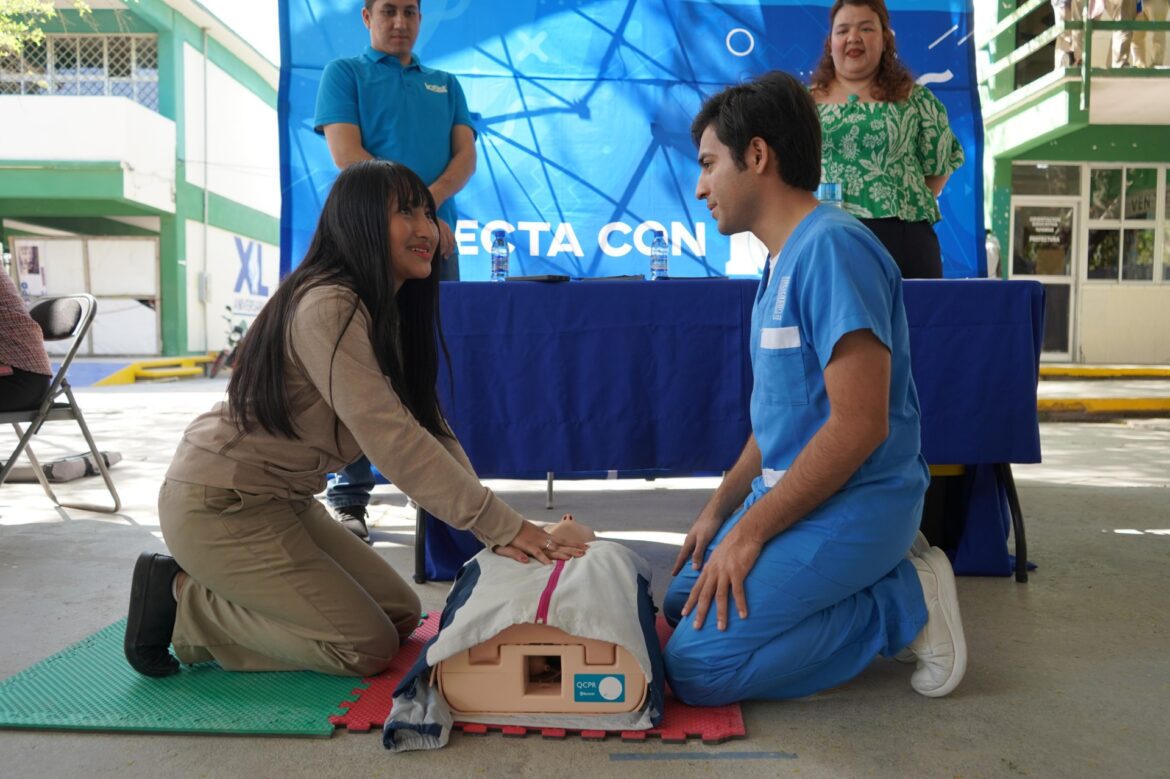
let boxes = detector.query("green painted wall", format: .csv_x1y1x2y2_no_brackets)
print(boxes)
174,163,280,246
0,162,126,201
1018,126,1170,164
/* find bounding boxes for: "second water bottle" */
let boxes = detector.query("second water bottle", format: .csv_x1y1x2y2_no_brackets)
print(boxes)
490,229,509,282
650,230,669,280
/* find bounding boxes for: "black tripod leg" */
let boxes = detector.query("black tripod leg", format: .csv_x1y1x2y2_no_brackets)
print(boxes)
997,463,1028,583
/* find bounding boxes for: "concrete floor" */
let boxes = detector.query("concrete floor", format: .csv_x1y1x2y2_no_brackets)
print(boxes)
1037,378,1170,399
1,380,1168,778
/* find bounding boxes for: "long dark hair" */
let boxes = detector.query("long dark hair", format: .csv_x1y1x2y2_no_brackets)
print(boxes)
227,160,452,441
809,0,914,103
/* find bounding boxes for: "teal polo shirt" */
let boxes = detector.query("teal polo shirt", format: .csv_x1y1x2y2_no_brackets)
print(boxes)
314,47,474,227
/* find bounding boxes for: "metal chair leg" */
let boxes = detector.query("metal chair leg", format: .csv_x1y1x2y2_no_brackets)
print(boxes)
2,393,121,514
0,421,39,488
7,425,59,508
997,462,1028,583
413,505,427,584
546,471,554,510
54,385,121,514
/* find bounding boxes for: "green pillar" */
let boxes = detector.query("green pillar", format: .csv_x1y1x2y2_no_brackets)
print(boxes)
158,214,187,355
990,158,1013,279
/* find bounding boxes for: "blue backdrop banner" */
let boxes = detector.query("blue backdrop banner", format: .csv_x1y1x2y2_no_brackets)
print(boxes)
279,0,984,280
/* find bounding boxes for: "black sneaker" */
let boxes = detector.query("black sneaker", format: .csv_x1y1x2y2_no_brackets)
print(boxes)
336,505,372,543
124,552,182,677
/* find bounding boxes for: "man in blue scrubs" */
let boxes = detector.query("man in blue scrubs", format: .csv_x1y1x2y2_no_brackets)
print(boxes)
663,71,966,704
314,0,477,539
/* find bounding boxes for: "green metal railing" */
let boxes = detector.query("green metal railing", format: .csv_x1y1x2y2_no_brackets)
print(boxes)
977,0,1170,112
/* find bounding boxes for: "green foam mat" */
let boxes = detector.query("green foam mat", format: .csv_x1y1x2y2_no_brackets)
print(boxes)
0,620,365,737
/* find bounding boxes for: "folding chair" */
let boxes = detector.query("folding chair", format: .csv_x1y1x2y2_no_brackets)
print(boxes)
0,294,122,513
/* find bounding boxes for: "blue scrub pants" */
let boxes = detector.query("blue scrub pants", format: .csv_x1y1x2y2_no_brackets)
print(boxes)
326,456,374,511
663,482,928,706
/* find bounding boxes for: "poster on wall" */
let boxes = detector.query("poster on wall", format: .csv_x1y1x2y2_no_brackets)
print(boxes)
14,242,45,298
280,0,984,279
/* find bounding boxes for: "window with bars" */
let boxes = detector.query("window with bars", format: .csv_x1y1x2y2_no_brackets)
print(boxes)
0,35,159,112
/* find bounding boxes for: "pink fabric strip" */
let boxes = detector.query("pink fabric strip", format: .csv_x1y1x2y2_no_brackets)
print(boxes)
534,559,566,624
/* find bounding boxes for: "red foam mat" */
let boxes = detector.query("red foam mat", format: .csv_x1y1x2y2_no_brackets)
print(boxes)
330,614,745,744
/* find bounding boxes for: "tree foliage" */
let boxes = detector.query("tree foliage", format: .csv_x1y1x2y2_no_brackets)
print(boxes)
0,1,91,58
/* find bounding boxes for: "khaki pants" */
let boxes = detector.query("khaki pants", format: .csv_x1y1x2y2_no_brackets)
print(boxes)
159,480,421,676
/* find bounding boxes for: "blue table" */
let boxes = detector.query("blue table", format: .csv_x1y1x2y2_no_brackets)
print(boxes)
437,279,756,476
418,279,1044,582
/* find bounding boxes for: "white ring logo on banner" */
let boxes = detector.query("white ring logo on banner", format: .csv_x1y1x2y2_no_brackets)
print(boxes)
726,28,755,57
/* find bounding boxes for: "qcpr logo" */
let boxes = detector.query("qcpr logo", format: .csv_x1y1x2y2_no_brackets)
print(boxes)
574,674,625,703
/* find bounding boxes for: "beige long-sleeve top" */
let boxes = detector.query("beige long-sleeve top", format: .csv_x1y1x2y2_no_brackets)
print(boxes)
166,284,524,549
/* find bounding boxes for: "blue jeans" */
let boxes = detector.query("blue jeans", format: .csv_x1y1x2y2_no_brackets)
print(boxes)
326,455,374,511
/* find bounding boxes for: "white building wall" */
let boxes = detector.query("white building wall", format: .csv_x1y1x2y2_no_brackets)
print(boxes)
185,220,279,352
0,95,175,213
183,44,280,218
10,235,161,355
1079,287,1170,364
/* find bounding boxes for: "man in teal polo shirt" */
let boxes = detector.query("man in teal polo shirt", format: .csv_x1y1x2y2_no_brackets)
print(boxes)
314,0,476,539
314,0,475,281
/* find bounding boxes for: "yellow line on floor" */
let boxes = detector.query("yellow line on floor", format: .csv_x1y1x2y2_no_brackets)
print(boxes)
1038,398,1170,414
1040,366,1170,378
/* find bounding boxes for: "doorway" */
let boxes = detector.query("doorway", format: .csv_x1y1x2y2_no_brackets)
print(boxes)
1009,199,1079,360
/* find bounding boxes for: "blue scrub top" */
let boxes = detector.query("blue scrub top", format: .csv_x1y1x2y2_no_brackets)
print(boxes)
313,47,474,227
750,205,928,517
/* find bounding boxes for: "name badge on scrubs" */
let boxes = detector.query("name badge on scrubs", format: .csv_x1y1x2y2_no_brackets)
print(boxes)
760,326,801,350
772,276,790,320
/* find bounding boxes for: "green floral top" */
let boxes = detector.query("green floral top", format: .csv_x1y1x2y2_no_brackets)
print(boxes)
817,85,964,224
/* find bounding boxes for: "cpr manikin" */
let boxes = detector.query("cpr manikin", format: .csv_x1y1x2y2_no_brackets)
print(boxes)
384,516,666,751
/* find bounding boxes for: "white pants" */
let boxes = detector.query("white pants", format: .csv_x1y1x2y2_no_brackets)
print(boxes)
1105,0,1141,67
1053,0,1084,67
1137,0,1169,67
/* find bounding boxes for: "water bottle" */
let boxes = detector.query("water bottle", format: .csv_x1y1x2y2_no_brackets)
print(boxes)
490,229,509,282
650,230,669,280
818,182,843,207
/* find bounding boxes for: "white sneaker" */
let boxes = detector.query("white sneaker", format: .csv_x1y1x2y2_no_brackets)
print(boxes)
908,530,930,558
906,547,967,697
893,531,933,662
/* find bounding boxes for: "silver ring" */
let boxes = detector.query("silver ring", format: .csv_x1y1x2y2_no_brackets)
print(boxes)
543,538,554,551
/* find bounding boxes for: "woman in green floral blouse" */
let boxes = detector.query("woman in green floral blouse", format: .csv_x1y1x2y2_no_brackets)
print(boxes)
809,0,964,279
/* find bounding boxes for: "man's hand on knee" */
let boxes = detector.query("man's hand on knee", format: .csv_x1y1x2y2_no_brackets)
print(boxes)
680,530,761,631
672,511,724,576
